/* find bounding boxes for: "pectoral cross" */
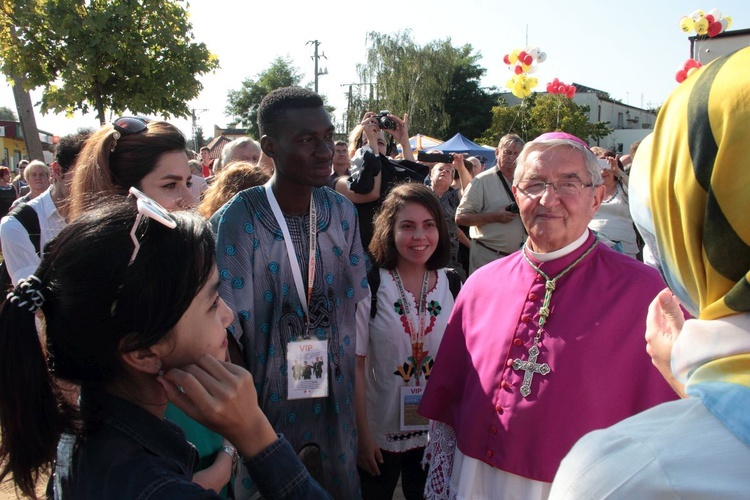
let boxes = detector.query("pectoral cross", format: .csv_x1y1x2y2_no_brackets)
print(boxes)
512,345,550,397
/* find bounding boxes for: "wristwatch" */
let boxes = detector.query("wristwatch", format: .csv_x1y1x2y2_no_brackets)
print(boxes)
219,444,240,467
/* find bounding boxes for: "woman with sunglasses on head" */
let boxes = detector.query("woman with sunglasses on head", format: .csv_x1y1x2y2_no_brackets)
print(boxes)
0,194,330,499
69,117,196,218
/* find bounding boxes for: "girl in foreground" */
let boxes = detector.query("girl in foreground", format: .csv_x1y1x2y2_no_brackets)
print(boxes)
355,183,454,499
0,195,329,499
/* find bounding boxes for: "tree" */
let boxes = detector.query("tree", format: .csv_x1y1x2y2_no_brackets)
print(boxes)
225,57,303,139
0,105,16,120
0,0,218,125
193,125,206,151
477,94,613,146
351,31,496,140
443,46,500,141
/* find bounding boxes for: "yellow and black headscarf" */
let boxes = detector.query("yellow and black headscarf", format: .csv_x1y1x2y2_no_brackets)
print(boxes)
630,46,750,320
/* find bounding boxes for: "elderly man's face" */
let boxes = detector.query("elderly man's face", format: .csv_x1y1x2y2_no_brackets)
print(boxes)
497,143,523,178
232,143,261,164
513,147,604,253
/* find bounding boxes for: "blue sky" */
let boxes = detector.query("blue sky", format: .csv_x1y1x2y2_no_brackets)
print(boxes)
2,0,748,140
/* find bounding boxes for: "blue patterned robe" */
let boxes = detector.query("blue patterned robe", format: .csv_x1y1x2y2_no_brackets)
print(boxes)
212,186,369,499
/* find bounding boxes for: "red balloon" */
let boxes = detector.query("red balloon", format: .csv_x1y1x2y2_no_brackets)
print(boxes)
558,84,567,94
676,70,687,83
546,82,554,93
566,87,576,99
705,14,715,24
514,65,524,75
552,77,560,85
503,54,511,65
518,50,528,60
523,54,534,66
684,58,701,70
707,21,722,37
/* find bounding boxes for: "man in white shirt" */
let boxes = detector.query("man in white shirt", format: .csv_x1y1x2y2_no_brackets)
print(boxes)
0,132,89,284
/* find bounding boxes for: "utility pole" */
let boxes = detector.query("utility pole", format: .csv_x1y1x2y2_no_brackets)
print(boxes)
307,40,328,93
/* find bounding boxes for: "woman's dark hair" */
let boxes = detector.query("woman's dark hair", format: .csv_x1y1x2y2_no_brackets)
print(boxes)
369,182,451,270
70,121,187,218
0,200,215,497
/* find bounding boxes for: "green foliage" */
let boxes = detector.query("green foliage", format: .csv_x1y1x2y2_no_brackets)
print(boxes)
225,57,303,139
0,105,16,120
0,0,218,124
350,31,496,139
192,125,206,151
477,94,613,145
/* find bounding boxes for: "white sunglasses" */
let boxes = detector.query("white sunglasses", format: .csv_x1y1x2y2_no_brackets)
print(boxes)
128,187,177,265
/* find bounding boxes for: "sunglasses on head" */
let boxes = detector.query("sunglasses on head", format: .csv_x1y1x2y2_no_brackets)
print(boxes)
127,186,176,265
111,116,150,152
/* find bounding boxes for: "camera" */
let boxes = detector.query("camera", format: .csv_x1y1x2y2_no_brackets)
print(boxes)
506,202,520,214
377,110,398,131
417,151,454,163
598,158,611,170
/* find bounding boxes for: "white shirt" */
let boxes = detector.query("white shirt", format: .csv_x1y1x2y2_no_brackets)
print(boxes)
189,174,208,202
356,268,453,452
549,314,750,499
549,397,750,499
0,188,66,284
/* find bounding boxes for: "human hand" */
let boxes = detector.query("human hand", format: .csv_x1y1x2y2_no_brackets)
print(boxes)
158,354,277,454
360,112,380,150
605,156,624,179
385,113,410,143
452,153,467,170
357,432,383,476
646,288,687,397
496,208,519,223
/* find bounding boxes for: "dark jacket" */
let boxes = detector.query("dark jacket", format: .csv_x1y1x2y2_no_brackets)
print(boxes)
51,387,331,499
347,148,429,249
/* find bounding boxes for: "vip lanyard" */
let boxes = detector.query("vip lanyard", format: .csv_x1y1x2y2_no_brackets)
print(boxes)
264,182,317,333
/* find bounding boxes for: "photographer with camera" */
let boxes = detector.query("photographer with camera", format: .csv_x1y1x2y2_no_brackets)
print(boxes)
335,111,429,249
455,133,526,274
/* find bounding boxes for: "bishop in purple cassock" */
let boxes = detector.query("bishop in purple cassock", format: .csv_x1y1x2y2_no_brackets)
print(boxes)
419,133,678,499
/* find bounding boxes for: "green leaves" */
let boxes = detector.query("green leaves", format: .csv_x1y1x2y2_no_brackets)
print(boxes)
225,57,303,138
0,0,219,124
350,31,494,140
478,94,614,145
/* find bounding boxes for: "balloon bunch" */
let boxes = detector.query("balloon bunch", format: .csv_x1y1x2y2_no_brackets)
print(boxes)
506,74,538,99
503,47,546,99
503,47,547,75
679,8,732,37
675,59,703,83
546,78,576,99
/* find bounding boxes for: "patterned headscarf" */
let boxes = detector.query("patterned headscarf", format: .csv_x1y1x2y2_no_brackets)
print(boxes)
630,46,750,320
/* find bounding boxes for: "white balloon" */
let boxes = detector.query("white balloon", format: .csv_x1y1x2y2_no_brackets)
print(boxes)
528,47,541,59
536,52,547,63
720,18,729,32
690,9,705,22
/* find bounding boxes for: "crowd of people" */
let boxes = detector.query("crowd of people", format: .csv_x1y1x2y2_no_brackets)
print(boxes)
0,45,748,500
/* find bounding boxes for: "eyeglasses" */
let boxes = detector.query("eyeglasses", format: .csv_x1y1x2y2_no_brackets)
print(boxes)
517,180,594,198
502,149,521,156
111,116,149,152
127,186,176,265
